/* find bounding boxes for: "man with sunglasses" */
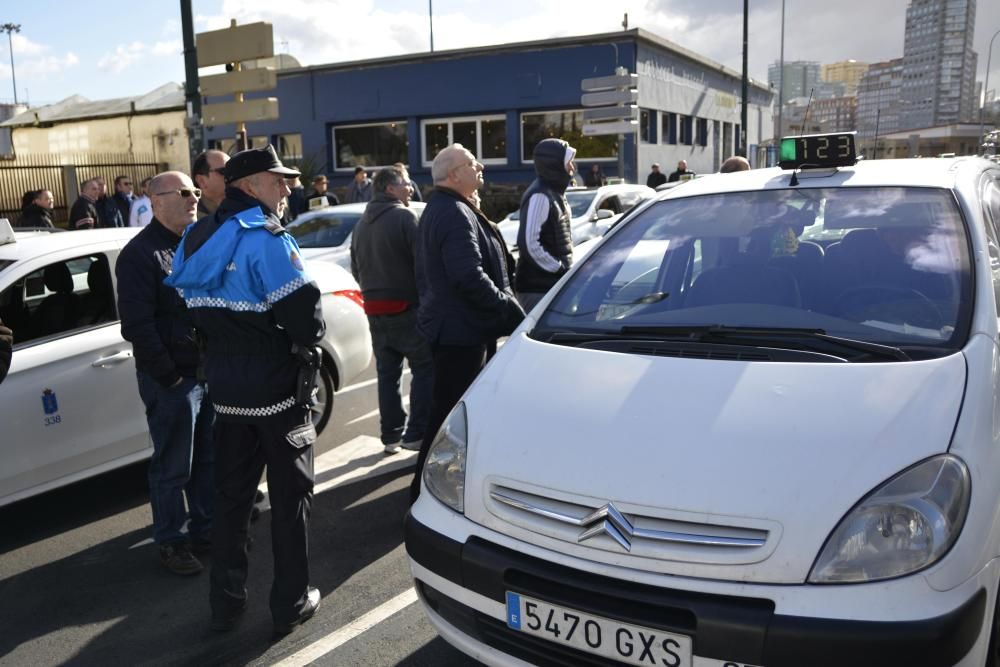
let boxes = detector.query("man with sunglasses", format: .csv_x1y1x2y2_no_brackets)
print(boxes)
192,149,230,218
166,144,325,637
116,171,214,576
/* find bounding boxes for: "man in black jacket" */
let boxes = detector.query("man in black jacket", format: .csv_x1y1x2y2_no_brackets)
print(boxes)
411,143,524,500
116,170,214,577
113,175,135,224
351,165,433,454
69,179,100,229
515,138,577,312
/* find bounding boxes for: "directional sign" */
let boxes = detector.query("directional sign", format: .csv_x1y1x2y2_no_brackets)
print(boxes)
583,105,638,122
196,22,274,67
583,120,638,136
202,98,279,126
200,68,278,97
581,89,638,107
581,73,639,92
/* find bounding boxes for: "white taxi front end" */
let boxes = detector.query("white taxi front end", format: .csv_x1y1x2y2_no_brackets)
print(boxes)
406,152,1000,666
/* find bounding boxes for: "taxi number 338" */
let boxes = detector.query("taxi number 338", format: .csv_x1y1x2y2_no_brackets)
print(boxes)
506,592,693,667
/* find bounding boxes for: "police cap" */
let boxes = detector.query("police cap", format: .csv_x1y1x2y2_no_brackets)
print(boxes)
225,144,301,184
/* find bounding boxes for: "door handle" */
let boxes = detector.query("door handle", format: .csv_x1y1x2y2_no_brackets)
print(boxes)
92,350,133,368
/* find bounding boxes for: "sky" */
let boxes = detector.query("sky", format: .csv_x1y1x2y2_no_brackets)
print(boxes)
0,0,998,107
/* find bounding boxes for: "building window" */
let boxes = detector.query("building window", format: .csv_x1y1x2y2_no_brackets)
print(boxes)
521,110,617,162
696,118,708,147
332,121,408,171
679,115,693,145
276,133,303,165
421,115,506,165
214,136,269,155
640,109,657,144
723,122,733,157
662,113,677,144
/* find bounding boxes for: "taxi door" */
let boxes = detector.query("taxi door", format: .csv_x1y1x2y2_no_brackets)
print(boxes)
0,248,150,506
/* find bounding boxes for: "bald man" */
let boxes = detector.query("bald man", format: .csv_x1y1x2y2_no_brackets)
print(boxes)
720,155,751,173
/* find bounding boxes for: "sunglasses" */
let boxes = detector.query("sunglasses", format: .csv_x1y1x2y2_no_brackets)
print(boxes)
153,188,202,199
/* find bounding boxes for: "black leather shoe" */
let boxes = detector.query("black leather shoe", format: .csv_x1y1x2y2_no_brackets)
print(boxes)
210,598,247,632
272,587,321,637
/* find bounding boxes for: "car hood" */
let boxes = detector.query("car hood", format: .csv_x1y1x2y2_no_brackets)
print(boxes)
301,245,351,269
461,333,967,583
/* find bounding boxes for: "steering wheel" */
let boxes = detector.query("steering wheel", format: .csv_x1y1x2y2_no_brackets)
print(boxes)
833,285,944,330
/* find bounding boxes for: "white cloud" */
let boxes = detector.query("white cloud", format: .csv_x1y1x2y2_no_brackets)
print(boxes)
10,33,48,57
152,40,182,57
0,52,79,78
97,42,147,74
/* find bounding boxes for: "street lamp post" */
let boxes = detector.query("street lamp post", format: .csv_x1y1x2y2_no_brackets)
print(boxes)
0,23,19,105
979,29,1000,155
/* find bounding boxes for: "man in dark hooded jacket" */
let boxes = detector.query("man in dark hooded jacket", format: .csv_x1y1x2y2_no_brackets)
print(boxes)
515,138,577,312
351,165,433,455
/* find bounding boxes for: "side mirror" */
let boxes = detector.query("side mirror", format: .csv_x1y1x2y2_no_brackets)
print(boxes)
595,209,614,221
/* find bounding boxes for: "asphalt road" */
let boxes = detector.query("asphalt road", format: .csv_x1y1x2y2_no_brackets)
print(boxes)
0,361,482,667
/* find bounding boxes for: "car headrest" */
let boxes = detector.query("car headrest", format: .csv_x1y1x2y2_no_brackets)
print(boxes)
43,264,74,294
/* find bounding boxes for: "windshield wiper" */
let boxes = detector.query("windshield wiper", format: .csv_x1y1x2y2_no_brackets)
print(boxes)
618,325,910,361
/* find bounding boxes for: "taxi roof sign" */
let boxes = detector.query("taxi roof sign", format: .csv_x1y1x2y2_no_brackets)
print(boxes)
778,132,858,170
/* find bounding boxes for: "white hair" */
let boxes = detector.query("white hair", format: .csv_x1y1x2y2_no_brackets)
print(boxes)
431,143,469,184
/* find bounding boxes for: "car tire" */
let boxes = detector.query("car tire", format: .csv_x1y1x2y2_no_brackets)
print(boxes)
311,361,335,435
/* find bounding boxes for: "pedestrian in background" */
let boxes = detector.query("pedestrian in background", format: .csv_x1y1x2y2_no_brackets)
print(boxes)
306,174,339,210
129,177,154,227
95,177,124,228
515,138,577,312
351,165,434,455
113,175,135,224
720,155,751,173
116,170,214,576
346,166,373,203
411,144,524,501
192,149,230,218
646,163,667,188
668,160,694,182
394,162,422,201
18,189,55,228
166,145,324,636
287,176,306,220
583,163,606,187
69,179,100,229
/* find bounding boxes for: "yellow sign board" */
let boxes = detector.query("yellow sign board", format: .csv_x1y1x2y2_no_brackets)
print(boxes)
196,22,274,67
202,98,279,126
200,68,277,97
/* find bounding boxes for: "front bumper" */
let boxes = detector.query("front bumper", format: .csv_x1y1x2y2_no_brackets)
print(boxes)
405,511,987,667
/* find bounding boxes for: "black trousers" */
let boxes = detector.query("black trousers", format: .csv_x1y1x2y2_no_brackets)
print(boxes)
410,341,495,502
209,406,315,625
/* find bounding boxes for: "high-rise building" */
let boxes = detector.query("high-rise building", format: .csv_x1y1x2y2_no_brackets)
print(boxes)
899,0,978,130
822,60,870,97
857,58,904,142
768,61,821,102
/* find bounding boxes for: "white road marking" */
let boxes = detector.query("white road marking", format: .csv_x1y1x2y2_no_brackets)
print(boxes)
131,436,415,549
338,369,411,395
271,588,419,667
345,393,409,426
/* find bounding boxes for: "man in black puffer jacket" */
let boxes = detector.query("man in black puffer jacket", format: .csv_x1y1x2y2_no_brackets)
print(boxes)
515,138,577,312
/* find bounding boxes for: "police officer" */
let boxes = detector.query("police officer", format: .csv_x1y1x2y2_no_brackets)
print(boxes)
165,145,325,636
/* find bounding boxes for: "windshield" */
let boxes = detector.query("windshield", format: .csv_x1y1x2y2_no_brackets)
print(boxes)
287,212,362,248
538,187,972,357
566,191,597,218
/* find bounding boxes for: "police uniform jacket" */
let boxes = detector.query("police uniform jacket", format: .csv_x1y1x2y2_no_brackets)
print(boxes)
165,187,325,422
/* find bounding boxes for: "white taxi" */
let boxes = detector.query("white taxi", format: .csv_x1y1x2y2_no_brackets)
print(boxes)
406,135,1000,666
0,225,371,508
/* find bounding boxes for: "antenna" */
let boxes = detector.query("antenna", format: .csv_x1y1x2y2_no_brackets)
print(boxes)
799,87,815,137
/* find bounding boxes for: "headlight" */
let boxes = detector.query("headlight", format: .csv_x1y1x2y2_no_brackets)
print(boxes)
809,455,970,584
422,402,468,513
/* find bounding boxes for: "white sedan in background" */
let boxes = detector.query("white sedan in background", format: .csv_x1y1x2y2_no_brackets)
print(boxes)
0,224,371,508
287,202,427,270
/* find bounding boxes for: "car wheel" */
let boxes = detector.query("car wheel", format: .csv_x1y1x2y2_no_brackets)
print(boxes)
311,361,334,434
986,581,1000,666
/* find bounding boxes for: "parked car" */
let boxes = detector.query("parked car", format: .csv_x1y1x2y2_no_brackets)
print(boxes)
497,183,656,253
406,144,1000,666
0,225,371,508
287,201,427,270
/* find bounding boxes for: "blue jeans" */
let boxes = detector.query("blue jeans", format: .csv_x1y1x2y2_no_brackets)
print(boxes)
137,372,215,545
368,310,434,444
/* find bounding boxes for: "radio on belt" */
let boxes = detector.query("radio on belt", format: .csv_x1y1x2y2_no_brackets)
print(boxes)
778,131,858,170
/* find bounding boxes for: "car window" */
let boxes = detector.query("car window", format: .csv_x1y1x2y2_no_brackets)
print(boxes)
287,213,362,248
566,191,597,218
619,191,643,209
539,187,972,357
598,196,622,214
0,260,12,274
0,253,116,346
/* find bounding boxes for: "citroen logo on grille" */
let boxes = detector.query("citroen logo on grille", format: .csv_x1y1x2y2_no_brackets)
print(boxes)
577,503,634,552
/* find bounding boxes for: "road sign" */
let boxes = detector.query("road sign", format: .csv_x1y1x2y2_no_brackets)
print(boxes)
583,120,638,136
581,89,638,107
581,73,639,92
202,98,279,126
583,105,638,122
200,68,278,97
196,22,274,67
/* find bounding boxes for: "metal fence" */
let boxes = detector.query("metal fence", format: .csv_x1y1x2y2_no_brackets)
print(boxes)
0,152,166,227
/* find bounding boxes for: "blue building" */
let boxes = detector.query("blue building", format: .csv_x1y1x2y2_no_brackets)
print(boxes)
205,28,773,191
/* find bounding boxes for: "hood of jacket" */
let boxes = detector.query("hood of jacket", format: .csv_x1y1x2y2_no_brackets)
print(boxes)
164,189,275,292
533,138,575,193
360,193,404,225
